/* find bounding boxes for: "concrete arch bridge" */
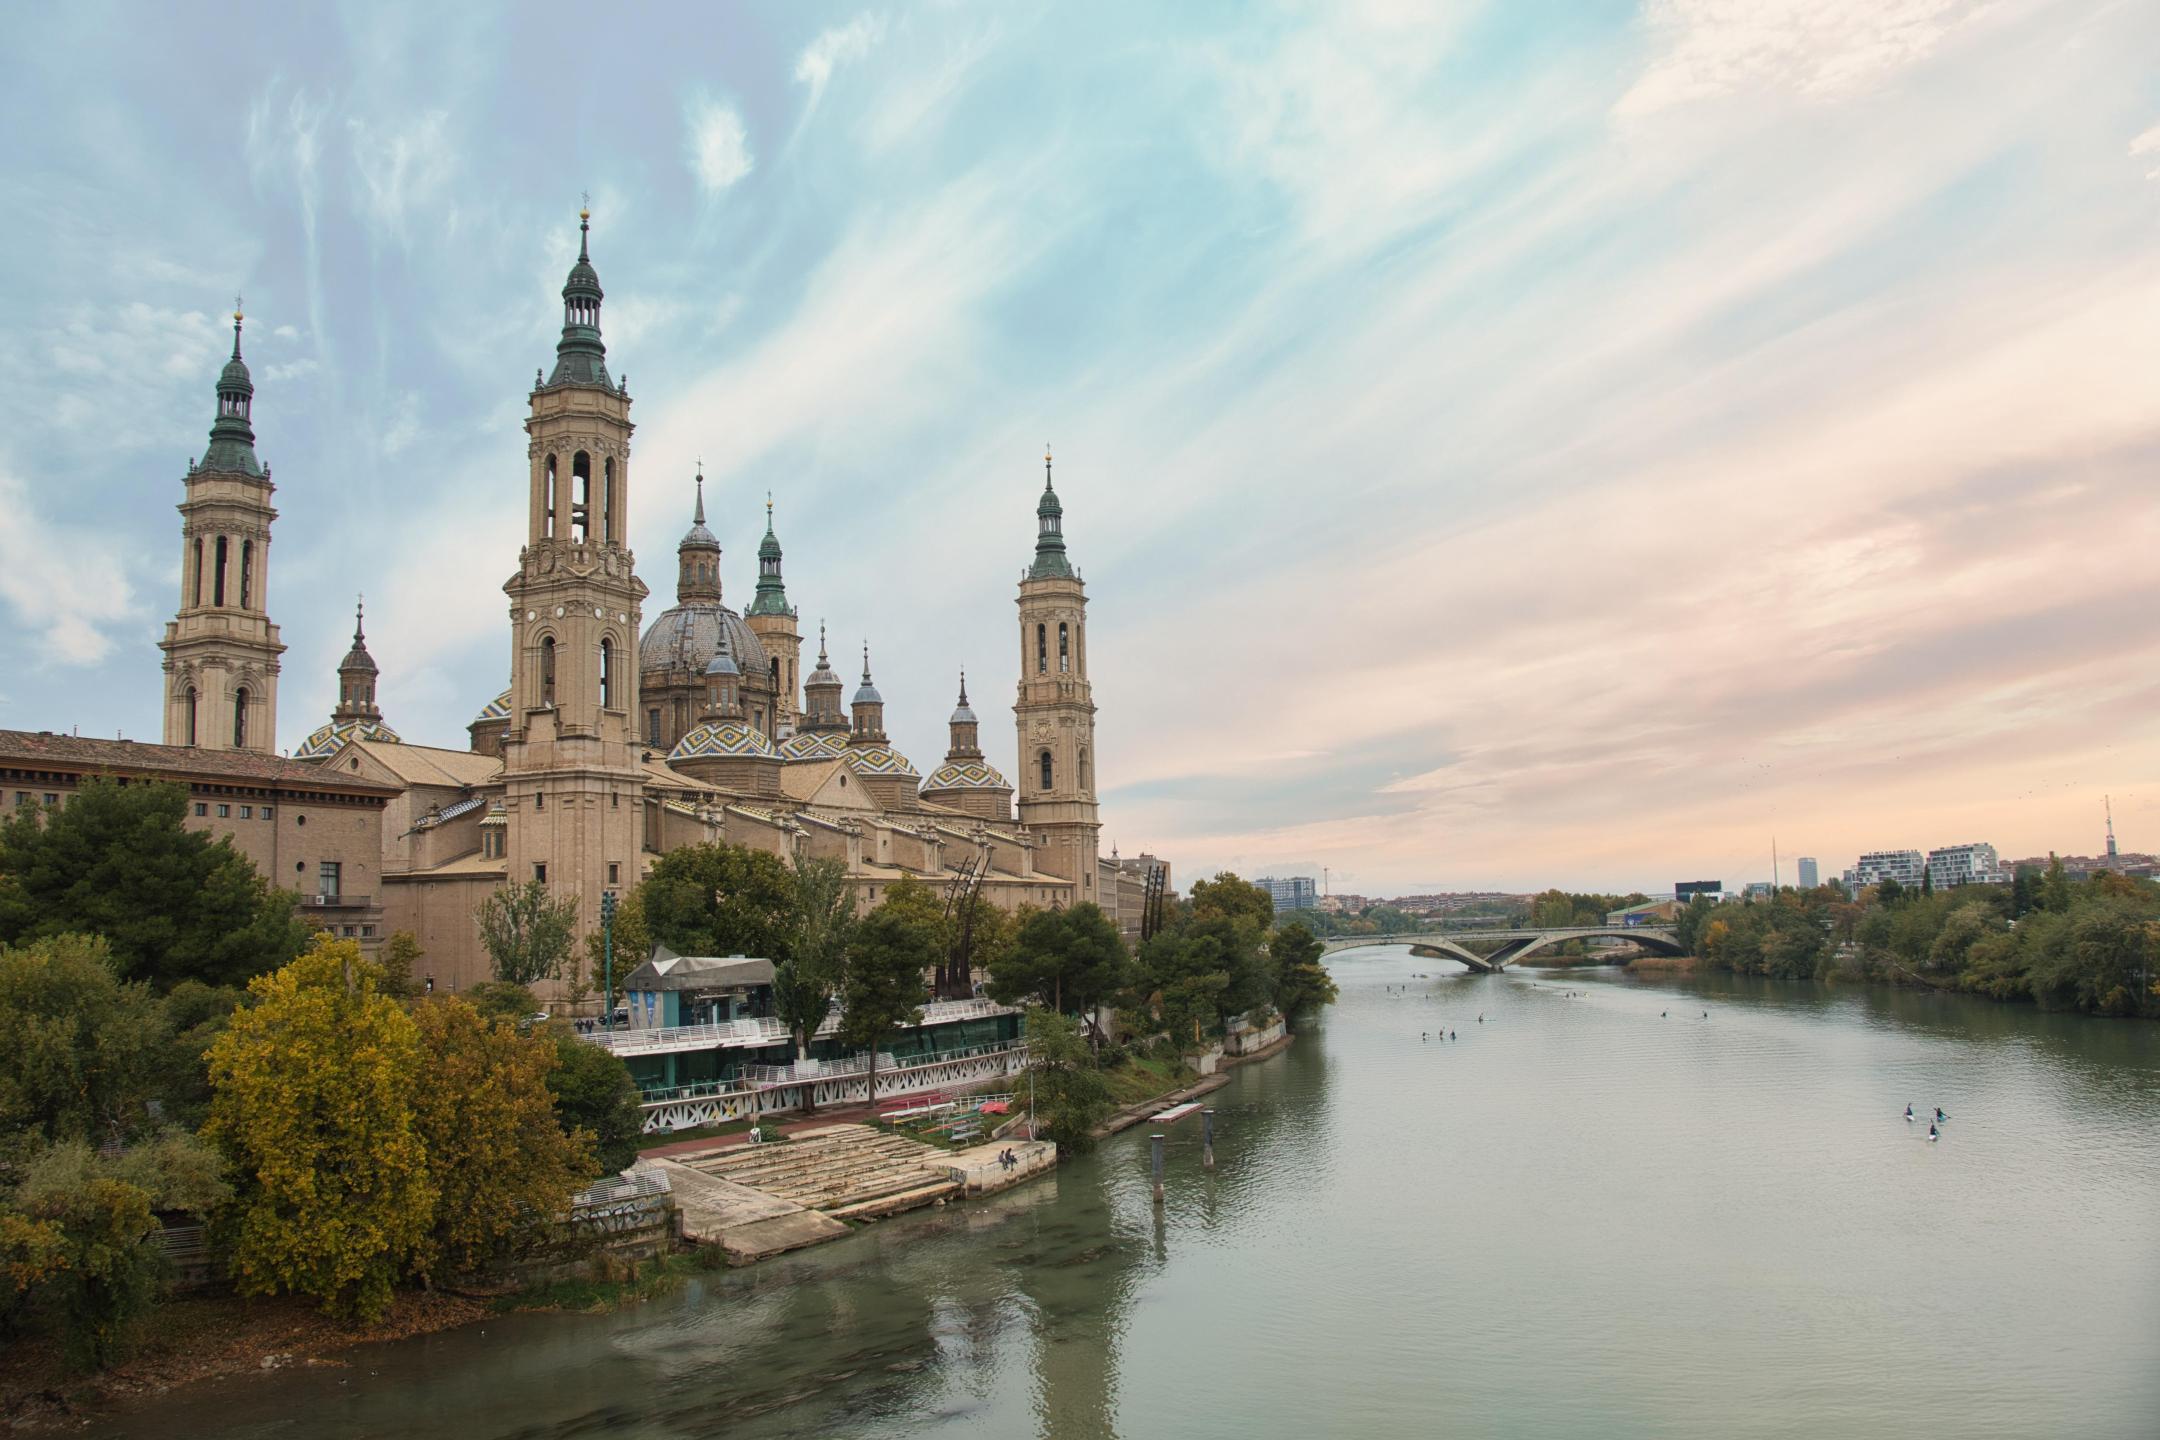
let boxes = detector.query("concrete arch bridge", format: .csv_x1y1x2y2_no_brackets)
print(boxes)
1317,926,1684,974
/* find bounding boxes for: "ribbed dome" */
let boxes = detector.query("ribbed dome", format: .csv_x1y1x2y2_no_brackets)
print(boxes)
670,721,777,762
924,759,1008,792
639,604,770,677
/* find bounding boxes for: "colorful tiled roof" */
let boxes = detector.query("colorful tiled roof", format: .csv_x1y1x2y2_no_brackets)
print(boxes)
670,721,778,762
844,745,918,778
473,689,512,725
924,759,1010,792
780,731,849,761
294,718,402,761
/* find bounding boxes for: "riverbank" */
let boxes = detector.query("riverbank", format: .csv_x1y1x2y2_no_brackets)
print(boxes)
0,1289,491,1432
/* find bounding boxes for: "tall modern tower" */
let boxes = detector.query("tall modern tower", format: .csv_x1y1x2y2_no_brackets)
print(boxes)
1014,451,1101,904
160,308,285,751
1796,856,1819,889
500,208,649,927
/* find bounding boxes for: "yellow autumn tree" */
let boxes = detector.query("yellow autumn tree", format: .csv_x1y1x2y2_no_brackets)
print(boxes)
204,936,435,1322
407,999,597,1281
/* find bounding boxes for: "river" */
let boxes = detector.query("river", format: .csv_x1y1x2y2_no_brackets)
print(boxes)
99,954,2160,1439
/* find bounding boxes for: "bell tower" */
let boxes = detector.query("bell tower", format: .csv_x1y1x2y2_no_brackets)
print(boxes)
743,494,801,736
500,207,649,933
1014,450,1101,901
160,306,284,752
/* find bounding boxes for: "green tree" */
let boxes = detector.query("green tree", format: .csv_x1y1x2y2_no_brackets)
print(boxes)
546,1029,646,1172
773,858,855,1112
1268,919,1338,1031
2039,855,2073,914
154,979,248,1130
1189,873,1275,941
0,779,308,989
379,930,424,999
464,980,541,1023
1022,1009,1111,1152
476,879,579,987
0,934,169,1145
640,842,800,960
408,999,595,1280
986,903,1133,1031
204,937,435,1322
839,907,931,1103
8,1145,164,1369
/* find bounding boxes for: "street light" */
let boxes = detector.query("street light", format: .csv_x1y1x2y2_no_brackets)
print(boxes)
600,889,618,1032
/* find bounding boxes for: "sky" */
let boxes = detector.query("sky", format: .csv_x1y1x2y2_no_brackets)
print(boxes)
3,0,2158,896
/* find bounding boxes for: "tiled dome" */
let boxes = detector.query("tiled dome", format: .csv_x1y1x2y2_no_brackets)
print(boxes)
670,721,778,762
294,718,401,761
473,688,512,726
780,731,850,761
924,759,1009,792
844,745,918,778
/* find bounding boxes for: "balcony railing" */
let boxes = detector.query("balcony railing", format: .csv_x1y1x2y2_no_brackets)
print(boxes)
301,892,371,910
585,996,1020,1058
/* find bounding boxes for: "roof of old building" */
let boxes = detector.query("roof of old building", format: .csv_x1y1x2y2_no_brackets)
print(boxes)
345,738,501,790
0,729,397,796
293,718,401,761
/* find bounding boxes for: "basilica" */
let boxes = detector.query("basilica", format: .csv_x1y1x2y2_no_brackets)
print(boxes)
0,209,1164,997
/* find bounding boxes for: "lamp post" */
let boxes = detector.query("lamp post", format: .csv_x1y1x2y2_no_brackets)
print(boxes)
600,889,618,1031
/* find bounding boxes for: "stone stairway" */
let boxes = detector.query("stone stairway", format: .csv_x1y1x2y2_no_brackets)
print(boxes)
685,1124,960,1219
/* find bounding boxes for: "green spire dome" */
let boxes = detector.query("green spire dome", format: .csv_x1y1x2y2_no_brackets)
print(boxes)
547,206,613,388
1027,447,1072,579
747,491,796,617
200,307,263,476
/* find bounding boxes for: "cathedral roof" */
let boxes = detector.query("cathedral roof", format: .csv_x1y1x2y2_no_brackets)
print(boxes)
1028,449,1073,580
852,644,883,706
547,208,613,389
473,688,512,726
779,730,849,761
949,672,977,725
680,472,718,551
844,744,918,778
200,310,263,477
294,718,401,762
640,603,770,678
923,759,1009,792
669,720,777,762
339,600,378,675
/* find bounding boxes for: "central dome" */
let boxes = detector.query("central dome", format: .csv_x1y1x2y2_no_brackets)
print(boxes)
639,603,771,678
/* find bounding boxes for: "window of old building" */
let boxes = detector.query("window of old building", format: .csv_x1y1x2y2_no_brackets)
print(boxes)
216,803,230,818
318,861,341,900
233,688,249,747
534,862,548,884
186,686,198,745
1059,622,1069,673
540,636,557,708
1039,750,1054,791
240,805,252,819
600,637,616,710
608,862,620,885
195,802,207,817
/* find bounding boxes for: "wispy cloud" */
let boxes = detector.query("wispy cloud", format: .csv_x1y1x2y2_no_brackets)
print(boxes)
796,13,886,114
2132,121,2160,181
0,470,140,667
686,98,753,192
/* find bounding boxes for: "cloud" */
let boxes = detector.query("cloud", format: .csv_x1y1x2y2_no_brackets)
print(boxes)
796,13,886,112
1617,0,2002,117
347,109,455,239
2133,121,2160,180
686,98,753,192
0,470,140,666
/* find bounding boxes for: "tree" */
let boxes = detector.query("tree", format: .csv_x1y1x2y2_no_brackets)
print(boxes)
204,937,435,1321
986,903,1132,1035
546,1029,646,1172
0,934,169,1145
0,779,308,989
8,1145,164,1369
639,842,800,960
465,980,541,1023
379,930,424,999
839,907,931,1104
772,858,855,1113
1022,1009,1111,1152
1268,919,1337,1031
2039,855,2073,914
155,979,248,1131
476,878,579,987
408,1000,595,1280
1189,873,1275,941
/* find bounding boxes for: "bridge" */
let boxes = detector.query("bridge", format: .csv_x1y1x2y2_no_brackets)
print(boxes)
1317,926,1684,973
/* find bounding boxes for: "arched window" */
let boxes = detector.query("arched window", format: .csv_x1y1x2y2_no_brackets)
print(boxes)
1036,623,1048,674
233,688,250,748
192,538,204,606
1039,750,1054,791
572,452,592,542
603,458,617,543
544,454,558,538
240,540,254,609
770,658,780,689
1079,748,1090,789
185,687,198,746
600,638,615,710
1058,622,1070,673
213,536,229,606
540,636,557,707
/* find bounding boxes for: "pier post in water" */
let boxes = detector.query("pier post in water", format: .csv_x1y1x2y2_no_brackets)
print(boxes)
1151,1132,1166,1205
1202,1108,1216,1169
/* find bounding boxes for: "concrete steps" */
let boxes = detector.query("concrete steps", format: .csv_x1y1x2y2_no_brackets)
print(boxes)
686,1124,955,1215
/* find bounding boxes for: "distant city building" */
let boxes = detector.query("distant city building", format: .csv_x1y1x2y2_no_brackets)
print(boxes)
1844,850,1925,893
1606,898,1682,926
1796,857,1819,889
2003,852,2158,882
1675,880,1722,904
1926,843,2007,889
1257,875,1317,911
1744,881,1774,900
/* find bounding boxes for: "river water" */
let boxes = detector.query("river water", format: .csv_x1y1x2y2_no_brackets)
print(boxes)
103,953,2160,1439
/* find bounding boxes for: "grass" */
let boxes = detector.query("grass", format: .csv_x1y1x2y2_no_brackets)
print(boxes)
636,1114,794,1152
1101,1055,1199,1108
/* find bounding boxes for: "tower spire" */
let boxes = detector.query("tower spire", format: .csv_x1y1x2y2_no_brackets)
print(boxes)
1029,445,1071,579
548,202,611,387
748,486,793,618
